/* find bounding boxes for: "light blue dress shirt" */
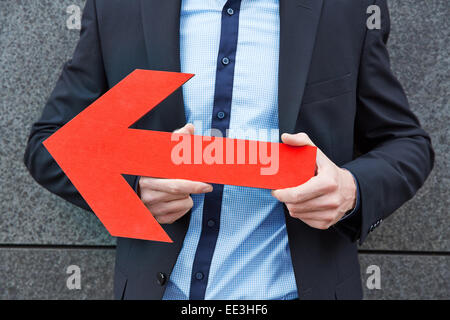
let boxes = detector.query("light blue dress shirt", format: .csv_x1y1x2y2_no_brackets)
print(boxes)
162,0,299,300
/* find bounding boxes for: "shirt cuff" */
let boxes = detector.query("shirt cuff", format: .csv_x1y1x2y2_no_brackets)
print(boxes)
340,172,361,221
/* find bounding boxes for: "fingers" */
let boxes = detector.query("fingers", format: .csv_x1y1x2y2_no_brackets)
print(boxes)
156,210,190,225
285,206,338,230
281,132,315,147
272,174,338,204
149,197,194,217
286,207,341,223
285,193,342,214
174,123,195,135
150,197,194,224
141,189,189,206
140,177,213,195
138,123,203,226
284,201,340,230
138,139,212,224
273,131,351,231
300,218,335,230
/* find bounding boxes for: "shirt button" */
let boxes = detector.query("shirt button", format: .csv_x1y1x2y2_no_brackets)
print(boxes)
217,111,226,119
227,8,234,16
222,57,230,65
195,272,204,280
207,219,215,227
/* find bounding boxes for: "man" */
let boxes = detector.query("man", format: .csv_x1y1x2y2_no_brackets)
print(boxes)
24,0,434,300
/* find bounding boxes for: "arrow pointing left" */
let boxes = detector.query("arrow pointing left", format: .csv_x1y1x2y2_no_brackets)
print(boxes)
43,70,193,243
43,70,317,243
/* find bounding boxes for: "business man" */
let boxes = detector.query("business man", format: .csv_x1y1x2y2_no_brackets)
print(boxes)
24,0,433,300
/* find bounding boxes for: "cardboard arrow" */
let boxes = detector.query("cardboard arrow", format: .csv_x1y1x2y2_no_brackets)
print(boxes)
43,70,317,243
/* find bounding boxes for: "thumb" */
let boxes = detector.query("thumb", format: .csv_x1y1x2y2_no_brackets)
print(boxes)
174,123,195,135
282,132,329,172
281,132,316,147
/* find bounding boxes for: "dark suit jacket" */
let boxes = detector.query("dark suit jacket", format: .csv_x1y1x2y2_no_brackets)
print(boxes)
24,0,434,300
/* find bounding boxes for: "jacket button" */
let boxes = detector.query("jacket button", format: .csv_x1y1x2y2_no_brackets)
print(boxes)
156,272,167,286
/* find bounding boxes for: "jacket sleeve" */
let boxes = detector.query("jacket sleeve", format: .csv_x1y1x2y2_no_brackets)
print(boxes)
337,0,434,244
24,0,138,212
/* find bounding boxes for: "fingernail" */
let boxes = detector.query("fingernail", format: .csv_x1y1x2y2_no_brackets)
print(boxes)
203,185,213,192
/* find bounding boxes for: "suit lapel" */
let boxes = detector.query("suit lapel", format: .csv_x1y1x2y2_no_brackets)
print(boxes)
139,0,186,131
278,0,324,135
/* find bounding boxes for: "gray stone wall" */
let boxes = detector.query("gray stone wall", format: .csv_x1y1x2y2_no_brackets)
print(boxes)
0,0,448,299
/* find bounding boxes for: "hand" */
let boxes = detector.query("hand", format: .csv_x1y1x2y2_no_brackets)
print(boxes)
138,124,213,224
272,133,357,230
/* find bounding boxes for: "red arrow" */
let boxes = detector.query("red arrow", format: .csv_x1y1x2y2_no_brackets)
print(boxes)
43,70,317,243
